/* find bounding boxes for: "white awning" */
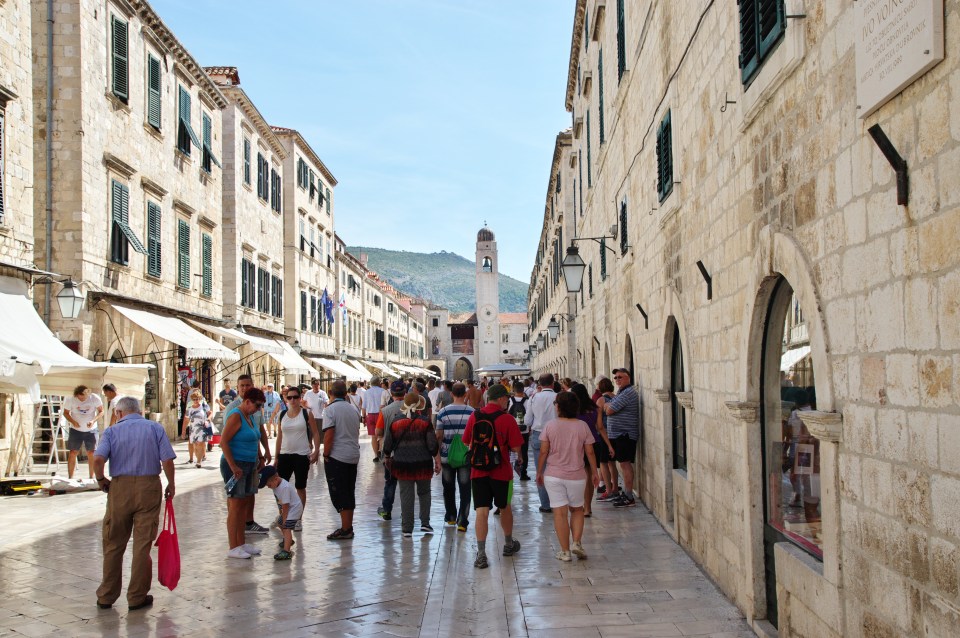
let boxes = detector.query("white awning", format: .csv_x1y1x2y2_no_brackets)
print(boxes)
186,320,284,355
113,304,239,361
363,360,401,377
0,292,151,400
780,345,811,372
311,357,367,381
347,359,373,381
268,340,320,377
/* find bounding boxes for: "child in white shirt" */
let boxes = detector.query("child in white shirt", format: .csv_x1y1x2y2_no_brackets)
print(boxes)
258,466,303,560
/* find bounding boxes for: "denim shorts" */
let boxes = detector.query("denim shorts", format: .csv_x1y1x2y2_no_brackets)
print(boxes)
220,457,258,499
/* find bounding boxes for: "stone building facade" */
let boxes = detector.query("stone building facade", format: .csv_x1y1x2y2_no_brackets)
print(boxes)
529,1,960,636
32,0,231,432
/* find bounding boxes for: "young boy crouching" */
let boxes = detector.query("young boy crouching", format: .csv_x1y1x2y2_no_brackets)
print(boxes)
258,466,302,560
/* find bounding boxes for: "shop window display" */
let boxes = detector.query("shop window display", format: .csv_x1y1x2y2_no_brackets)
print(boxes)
763,280,821,557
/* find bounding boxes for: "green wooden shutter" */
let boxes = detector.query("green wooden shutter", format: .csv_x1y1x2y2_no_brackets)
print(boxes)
301,291,307,329
657,110,673,202
201,113,220,171
600,238,607,281
325,188,331,213
620,200,628,255
110,180,127,264
147,201,162,277
588,264,593,297
177,219,190,288
241,259,248,307
243,139,251,185
586,112,592,188
758,0,786,60
147,54,161,129
256,153,264,198
178,87,201,154
598,48,605,144
201,233,212,297
111,16,129,102
617,0,626,81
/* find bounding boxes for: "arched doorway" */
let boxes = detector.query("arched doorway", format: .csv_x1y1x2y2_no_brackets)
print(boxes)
453,357,473,382
759,276,820,627
427,365,441,378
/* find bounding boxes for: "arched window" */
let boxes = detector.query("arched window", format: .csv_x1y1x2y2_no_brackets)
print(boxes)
670,329,686,471
481,257,492,272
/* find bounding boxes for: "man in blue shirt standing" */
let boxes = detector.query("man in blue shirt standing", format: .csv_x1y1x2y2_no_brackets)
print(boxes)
92,396,176,611
604,368,641,508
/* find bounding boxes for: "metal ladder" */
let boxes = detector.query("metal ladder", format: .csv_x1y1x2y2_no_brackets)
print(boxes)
26,395,66,475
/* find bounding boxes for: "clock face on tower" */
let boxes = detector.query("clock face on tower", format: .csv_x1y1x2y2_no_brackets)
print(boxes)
481,305,495,319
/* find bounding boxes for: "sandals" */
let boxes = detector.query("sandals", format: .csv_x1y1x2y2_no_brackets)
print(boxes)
277,539,295,548
274,550,292,560
327,527,355,540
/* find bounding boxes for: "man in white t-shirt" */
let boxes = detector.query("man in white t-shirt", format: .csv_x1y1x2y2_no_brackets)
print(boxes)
101,383,124,428
303,379,329,425
63,385,104,479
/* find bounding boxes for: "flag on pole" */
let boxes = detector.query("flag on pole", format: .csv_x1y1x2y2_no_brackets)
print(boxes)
322,288,335,323
339,293,347,323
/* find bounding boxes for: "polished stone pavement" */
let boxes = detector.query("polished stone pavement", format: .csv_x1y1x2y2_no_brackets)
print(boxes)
0,439,754,637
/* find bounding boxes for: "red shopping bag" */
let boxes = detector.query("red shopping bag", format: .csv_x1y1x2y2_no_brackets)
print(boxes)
155,498,180,590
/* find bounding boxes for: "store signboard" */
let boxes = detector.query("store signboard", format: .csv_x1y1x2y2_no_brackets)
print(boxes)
855,0,944,118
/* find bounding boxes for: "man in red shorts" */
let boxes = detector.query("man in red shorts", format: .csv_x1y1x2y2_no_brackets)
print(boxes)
361,376,386,460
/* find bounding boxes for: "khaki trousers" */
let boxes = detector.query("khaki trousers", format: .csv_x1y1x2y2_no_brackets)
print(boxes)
96,475,162,606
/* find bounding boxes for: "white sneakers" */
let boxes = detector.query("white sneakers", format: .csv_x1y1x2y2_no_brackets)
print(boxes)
241,544,262,555
571,542,587,559
555,550,572,562
227,546,251,559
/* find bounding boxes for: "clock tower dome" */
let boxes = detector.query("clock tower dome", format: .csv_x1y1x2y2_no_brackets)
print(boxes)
476,225,500,369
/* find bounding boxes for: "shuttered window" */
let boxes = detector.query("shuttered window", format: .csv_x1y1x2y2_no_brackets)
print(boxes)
588,264,594,298
656,110,674,203
176,219,190,289
146,201,162,277
147,54,162,129
300,291,307,330
243,138,251,185
110,16,129,103
311,295,318,332
271,275,283,318
258,267,270,313
270,168,281,213
201,113,220,173
738,0,785,85
600,238,607,281
586,113,592,188
241,259,250,307
619,200,628,255
325,188,331,214
110,179,147,265
598,48,605,144
201,233,212,297
617,0,626,81
177,86,200,156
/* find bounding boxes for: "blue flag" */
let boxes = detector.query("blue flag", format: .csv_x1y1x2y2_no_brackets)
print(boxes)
322,288,335,323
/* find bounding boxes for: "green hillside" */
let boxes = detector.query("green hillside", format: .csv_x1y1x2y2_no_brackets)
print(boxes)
347,247,529,313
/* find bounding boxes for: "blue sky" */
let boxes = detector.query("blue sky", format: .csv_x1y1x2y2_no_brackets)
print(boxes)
153,0,574,282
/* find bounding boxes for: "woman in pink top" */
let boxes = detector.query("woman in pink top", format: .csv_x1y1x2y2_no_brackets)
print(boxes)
536,392,599,562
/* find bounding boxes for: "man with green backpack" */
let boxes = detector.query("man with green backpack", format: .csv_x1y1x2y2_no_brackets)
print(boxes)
435,382,474,532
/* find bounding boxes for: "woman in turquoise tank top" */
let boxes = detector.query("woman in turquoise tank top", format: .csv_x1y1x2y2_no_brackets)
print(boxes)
219,388,267,560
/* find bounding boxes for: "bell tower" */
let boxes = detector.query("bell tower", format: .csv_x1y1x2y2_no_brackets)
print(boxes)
475,225,500,368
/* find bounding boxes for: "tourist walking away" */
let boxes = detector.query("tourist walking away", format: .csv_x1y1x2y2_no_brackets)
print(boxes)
362,375,386,460
92,397,175,611
462,383,524,568
257,465,302,560
220,387,269,559
181,391,212,468
322,381,362,540
527,373,558,512
508,381,530,480
383,392,440,537
604,368,641,507
537,392,599,561
263,383,282,438
375,380,409,521
274,386,320,531
436,382,474,531
102,383,122,427
347,383,363,413
226,375,272,534
434,380,454,414
63,385,105,479
571,382,610,516
465,381,483,409
594,377,618,500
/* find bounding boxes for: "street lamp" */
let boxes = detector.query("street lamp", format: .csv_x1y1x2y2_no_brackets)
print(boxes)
547,316,561,340
291,339,302,354
536,333,546,351
560,246,587,294
55,279,86,320
528,343,538,355
339,349,348,362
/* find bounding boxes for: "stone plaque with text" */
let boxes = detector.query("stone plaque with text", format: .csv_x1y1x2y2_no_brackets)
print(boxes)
855,0,944,118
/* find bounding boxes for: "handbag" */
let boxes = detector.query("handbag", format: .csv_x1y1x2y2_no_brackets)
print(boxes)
155,498,181,590
446,434,469,469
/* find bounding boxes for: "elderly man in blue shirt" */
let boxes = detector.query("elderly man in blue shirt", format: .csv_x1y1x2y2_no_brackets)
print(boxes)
92,396,176,611
604,367,641,508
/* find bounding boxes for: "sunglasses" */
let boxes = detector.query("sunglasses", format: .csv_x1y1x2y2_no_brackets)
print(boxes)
286,395,300,400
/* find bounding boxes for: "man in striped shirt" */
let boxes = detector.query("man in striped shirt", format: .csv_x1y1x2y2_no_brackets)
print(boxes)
435,383,475,531
604,368,640,508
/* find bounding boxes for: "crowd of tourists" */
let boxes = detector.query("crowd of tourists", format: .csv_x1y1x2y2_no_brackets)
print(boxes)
87,367,642,610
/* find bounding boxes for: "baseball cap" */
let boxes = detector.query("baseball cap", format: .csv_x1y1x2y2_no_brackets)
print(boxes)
390,379,407,395
258,465,277,489
487,384,509,401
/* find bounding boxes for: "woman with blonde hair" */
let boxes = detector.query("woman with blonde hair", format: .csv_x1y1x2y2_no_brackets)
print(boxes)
181,390,212,468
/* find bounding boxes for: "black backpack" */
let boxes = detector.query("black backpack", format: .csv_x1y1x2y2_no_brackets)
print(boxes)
468,409,504,471
507,396,528,431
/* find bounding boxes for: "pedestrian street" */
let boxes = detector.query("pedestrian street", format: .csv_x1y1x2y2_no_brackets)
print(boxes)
0,439,753,638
